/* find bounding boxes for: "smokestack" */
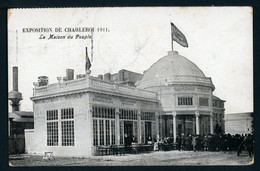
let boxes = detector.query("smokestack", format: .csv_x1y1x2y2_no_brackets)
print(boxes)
13,67,18,91
8,66,22,112
66,69,74,80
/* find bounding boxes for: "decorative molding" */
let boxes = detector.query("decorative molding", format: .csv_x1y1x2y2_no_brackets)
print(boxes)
92,95,113,104
174,85,195,92
35,93,83,104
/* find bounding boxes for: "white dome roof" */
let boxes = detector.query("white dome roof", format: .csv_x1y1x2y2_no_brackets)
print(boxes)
136,51,214,89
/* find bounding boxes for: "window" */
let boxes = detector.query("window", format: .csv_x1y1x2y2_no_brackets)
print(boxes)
93,119,98,146
111,120,115,145
92,106,115,119
92,106,116,146
61,108,74,146
61,108,74,119
199,97,209,106
61,120,74,146
141,112,155,121
105,120,110,145
47,110,58,146
178,97,193,106
119,109,137,120
47,121,58,146
47,110,58,120
99,120,104,145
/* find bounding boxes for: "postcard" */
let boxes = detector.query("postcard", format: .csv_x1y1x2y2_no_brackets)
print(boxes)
8,7,253,166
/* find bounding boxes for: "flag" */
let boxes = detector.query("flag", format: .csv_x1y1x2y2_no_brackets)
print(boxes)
171,22,188,47
85,47,92,70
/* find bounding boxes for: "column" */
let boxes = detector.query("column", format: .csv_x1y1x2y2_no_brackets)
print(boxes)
172,111,177,143
155,112,159,140
210,113,213,134
195,111,200,135
137,111,142,143
115,107,120,145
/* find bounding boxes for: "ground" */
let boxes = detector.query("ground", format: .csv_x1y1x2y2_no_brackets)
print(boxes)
9,150,253,166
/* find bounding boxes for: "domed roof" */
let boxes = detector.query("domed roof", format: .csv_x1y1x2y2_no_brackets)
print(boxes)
136,51,214,89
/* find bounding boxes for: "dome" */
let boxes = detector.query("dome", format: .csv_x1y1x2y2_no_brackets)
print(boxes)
136,51,214,89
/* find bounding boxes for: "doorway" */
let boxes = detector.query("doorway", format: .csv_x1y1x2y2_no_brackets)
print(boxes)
145,122,152,141
124,121,133,138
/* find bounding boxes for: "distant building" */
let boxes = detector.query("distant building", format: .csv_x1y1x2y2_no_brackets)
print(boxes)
102,69,143,87
224,112,253,135
9,111,34,137
25,50,225,157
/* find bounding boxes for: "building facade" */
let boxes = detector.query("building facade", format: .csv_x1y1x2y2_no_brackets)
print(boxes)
25,50,225,157
224,112,253,135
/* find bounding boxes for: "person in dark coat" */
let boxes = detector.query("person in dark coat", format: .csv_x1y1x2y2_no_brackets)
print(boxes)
238,134,254,157
180,134,185,151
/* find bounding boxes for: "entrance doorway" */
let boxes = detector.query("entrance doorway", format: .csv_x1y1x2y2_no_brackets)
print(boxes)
177,115,195,136
145,122,152,141
124,121,133,138
124,121,133,146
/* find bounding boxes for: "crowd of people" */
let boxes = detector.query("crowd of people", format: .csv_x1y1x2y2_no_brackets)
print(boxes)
160,133,254,157
124,133,254,158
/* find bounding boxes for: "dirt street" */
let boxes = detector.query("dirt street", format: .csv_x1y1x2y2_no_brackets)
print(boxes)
9,150,253,166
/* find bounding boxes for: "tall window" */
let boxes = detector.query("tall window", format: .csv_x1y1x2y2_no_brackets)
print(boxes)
178,97,193,106
105,120,110,145
61,108,74,146
111,120,115,145
92,106,116,146
47,110,58,146
199,97,209,106
93,119,98,146
99,120,104,145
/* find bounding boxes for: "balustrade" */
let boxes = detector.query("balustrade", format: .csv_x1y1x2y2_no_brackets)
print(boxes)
33,77,157,100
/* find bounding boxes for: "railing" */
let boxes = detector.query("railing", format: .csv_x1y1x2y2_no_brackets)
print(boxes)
33,76,157,100
137,75,213,88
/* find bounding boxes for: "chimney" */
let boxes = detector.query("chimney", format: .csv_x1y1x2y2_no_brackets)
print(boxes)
66,69,74,81
38,76,49,86
119,70,125,81
104,73,111,81
13,67,18,91
98,74,103,80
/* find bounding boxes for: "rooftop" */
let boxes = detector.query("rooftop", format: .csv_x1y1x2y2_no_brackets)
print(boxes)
32,76,158,102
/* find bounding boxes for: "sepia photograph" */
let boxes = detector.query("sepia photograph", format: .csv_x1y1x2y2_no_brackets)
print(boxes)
7,7,253,166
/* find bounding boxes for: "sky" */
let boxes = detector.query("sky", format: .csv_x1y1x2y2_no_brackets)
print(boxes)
8,7,253,114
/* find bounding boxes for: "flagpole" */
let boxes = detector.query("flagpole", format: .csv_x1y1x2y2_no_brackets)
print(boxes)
170,22,173,51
